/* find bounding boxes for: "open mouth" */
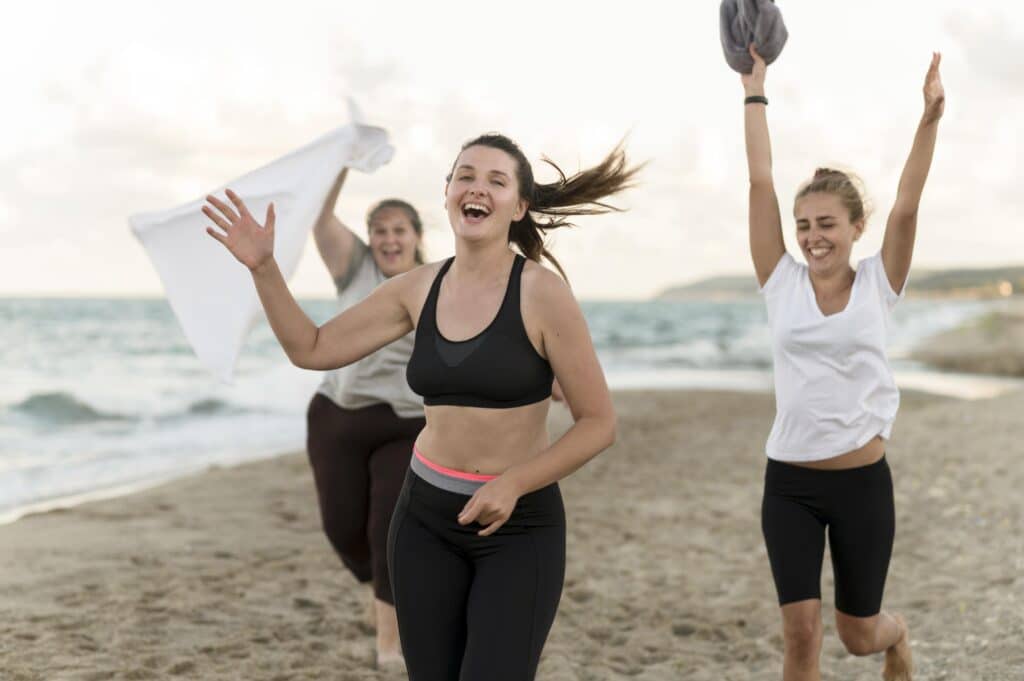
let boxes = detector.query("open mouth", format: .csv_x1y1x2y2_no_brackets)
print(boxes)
808,246,832,258
461,202,492,220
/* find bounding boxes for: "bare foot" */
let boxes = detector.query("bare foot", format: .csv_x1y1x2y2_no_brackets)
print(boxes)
882,613,913,681
376,650,406,674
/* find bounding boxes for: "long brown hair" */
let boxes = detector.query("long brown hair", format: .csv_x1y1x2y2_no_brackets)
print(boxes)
448,133,642,280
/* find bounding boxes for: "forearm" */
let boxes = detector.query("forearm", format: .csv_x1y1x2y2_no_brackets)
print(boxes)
893,115,940,214
504,413,616,495
314,168,349,235
744,88,772,184
250,258,321,366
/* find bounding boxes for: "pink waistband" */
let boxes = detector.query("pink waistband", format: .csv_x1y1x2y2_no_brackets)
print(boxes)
413,446,497,482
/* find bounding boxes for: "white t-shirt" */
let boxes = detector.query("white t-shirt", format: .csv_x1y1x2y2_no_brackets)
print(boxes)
760,251,904,461
316,241,424,418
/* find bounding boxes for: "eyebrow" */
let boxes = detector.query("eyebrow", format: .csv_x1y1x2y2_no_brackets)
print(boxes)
796,215,837,223
454,164,511,179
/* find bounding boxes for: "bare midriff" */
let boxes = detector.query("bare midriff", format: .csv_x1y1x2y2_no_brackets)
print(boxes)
790,435,886,470
413,399,551,475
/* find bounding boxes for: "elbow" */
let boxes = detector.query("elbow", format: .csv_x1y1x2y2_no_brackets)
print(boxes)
601,411,618,451
283,331,321,370
285,348,316,370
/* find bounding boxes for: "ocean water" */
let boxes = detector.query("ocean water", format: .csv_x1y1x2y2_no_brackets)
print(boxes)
0,296,1009,522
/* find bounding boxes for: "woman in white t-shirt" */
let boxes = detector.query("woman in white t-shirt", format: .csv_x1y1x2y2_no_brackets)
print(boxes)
741,44,944,681
305,169,425,669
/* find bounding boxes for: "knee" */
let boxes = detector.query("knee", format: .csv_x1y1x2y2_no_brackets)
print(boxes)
783,618,822,662
836,623,876,657
321,514,362,553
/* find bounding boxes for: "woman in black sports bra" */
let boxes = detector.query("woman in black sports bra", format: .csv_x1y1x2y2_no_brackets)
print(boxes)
204,132,639,680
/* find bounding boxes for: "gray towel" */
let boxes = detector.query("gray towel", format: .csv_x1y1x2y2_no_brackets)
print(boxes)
720,0,788,74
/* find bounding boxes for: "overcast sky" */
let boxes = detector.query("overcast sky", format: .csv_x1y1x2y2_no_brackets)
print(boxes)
1,1,1021,299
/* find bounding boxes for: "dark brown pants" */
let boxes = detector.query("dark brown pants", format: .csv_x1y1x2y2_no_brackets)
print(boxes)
306,394,425,604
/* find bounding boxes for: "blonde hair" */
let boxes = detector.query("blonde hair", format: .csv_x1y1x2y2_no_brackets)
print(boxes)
794,168,871,224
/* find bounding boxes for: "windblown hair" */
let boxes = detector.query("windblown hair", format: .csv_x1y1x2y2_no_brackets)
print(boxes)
794,168,872,225
366,199,425,264
449,133,643,280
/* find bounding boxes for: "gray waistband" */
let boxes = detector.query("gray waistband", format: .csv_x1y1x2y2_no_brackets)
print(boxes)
410,453,489,496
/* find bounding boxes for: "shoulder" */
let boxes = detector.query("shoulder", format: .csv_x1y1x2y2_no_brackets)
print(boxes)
334,239,372,292
385,259,449,310
858,250,905,303
759,251,803,296
520,258,579,319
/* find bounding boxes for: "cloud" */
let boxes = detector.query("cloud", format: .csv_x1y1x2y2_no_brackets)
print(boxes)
945,11,1024,92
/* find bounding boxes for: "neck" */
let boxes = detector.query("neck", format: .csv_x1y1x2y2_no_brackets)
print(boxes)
808,263,856,297
451,236,516,282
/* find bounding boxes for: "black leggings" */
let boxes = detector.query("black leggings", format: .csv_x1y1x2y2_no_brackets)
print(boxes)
305,394,425,604
761,456,895,617
387,468,566,681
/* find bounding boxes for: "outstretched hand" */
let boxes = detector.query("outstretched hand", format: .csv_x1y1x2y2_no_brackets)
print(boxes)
203,189,276,271
923,52,945,125
741,44,767,94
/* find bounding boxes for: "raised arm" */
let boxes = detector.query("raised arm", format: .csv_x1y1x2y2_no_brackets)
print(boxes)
313,168,360,282
743,45,787,287
881,52,945,293
203,189,411,370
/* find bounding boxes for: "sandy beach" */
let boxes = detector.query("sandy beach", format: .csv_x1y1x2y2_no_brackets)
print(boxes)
2,388,1023,680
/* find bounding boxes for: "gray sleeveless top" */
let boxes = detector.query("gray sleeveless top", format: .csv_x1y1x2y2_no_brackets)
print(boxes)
316,240,424,418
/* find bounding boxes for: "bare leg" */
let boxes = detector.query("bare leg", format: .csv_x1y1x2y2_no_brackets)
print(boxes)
375,598,405,671
834,610,911,679
883,613,912,681
781,599,824,681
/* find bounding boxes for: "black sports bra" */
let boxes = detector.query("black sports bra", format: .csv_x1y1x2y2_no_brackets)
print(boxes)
406,254,553,408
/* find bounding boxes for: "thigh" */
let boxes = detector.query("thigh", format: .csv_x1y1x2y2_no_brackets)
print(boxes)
305,395,370,519
369,438,416,522
388,478,472,681
460,519,565,680
367,438,417,602
762,490,827,606
828,459,895,617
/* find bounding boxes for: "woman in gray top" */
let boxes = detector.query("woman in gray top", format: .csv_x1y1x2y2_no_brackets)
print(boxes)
305,168,425,669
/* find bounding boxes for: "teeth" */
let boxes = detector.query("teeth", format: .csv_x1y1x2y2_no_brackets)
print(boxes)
809,247,830,257
463,202,491,215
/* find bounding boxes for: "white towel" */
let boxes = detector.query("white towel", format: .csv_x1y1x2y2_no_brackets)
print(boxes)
130,105,394,382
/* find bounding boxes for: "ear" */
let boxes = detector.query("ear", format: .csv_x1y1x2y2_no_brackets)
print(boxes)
513,198,528,222
852,219,865,241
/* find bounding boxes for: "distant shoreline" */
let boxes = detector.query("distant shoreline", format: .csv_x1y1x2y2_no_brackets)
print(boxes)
657,264,1024,301
910,299,1024,377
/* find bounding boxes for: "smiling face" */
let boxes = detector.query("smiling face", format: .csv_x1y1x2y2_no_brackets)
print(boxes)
367,206,421,277
444,144,528,244
794,192,864,276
